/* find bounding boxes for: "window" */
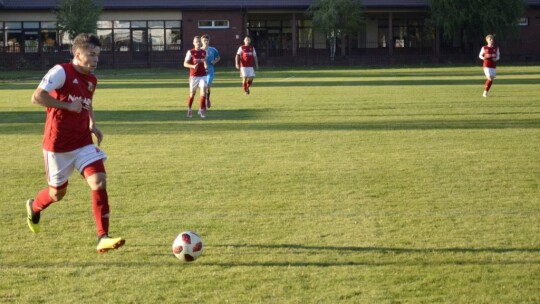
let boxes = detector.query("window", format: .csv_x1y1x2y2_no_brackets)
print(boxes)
298,20,313,49
149,21,164,51
165,21,182,50
97,21,113,28
6,22,22,53
132,21,147,29
97,29,113,51
1,19,181,53
60,32,71,51
247,18,297,56
114,20,130,28
97,21,113,51
378,18,431,49
198,20,229,29
23,22,39,53
23,22,39,29
114,29,130,51
249,20,265,28
518,17,529,26
97,20,182,52
0,22,3,51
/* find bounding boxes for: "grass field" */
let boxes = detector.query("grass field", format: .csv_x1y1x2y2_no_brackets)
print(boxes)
1,65,539,303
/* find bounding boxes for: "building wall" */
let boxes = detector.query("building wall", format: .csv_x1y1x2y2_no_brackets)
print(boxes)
1,5,539,69
100,10,182,21
181,10,244,65
522,7,540,53
365,19,379,48
0,10,183,22
0,11,55,21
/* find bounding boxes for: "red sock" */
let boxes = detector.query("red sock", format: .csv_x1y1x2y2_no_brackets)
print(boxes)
199,96,206,110
188,96,194,108
485,80,492,92
92,189,110,237
33,188,55,213
247,79,253,87
243,82,247,92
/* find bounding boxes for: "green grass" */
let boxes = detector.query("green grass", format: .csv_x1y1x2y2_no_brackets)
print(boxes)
1,65,539,303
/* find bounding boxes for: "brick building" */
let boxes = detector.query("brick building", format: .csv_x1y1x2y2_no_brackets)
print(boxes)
0,0,538,69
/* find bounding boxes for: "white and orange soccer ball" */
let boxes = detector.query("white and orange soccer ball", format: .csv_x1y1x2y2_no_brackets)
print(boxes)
172,231,204,262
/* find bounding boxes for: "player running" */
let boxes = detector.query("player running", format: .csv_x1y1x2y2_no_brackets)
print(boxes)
235,36,259,95
27,33,125,253
184,36,208,118
478,34,500,98
201,34,220,109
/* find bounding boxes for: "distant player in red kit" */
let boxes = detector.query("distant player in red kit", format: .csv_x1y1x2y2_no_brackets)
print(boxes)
27,33,125,253
235,36,259,95
184,36,208,118
478,34,500,97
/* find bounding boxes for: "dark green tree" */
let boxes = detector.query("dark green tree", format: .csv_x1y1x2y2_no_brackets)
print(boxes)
55,0,103,40
306,0,364,61
429,0,526,50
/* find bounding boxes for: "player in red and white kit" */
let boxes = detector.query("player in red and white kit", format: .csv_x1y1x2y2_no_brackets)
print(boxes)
478,34,500,97
235,36,259,95
27,33,125,253
184,36,208,118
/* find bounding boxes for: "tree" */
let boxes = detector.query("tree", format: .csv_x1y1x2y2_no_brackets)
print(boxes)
429,0,526,50
55,0,103,40
306,0,364,61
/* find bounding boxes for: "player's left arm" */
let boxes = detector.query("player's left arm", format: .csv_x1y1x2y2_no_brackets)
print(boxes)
253,49,259,69
88,104,103,146
213,49,221,65
495,48,500,61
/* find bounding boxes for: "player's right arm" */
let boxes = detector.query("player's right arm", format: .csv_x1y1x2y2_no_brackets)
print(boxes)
478,47,485,60
31,65,82,113
184,51,197,69
235,47,242,69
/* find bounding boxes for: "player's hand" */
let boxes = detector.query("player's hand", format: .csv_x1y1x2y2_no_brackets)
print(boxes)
69,99,83,113
193,63,198,70
235,64,239,70
91,126,104,146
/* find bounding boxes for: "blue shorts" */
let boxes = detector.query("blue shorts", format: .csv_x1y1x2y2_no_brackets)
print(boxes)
206,71,215,86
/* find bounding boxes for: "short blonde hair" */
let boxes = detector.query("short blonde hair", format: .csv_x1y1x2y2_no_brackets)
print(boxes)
485,34,494,40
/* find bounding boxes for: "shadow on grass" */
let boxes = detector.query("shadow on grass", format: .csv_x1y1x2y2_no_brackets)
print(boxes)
2,77,539,90
1,109,539,135
5,243,539,268
0,109,264,125
87,77,540,89
217,243,540,254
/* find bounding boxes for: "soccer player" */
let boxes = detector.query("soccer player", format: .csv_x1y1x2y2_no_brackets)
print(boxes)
184,35,208,118
201,34,220,109
235,36,259,95
478,34,500,97
27,33,125,253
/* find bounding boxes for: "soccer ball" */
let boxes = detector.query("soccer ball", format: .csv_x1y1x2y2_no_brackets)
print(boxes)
172,231,204,262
